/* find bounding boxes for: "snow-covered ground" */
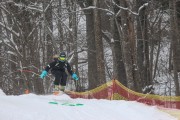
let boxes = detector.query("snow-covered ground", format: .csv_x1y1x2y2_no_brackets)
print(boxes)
0,90,176,120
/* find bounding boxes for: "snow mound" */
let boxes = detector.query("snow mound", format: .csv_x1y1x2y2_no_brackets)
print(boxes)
0,93,177,120
0,89,6,96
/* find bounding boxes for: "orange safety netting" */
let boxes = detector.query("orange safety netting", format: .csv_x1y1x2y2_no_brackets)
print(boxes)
67,80,180,109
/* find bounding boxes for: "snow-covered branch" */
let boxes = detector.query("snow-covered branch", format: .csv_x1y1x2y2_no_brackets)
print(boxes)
53,11,73,34
0,22,20,37
112,0,149,16
13,3,43,12
62,2,148,18
82,6,114,15
138,3,149,14
62,6,114,16
0,3,10,14
8,0,54,13
44,0,54,13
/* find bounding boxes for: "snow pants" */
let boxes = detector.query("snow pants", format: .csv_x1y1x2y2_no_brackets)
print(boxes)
52,71,67,86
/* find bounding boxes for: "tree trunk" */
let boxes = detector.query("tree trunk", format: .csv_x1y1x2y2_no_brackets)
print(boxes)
119,0,135,90
81,1,99,90
111,0,127,86
93,0,106,86
136,0,151,92
58,0,64,51
71,1,80,91
169,0,180,96
0,4,2,88
44,0,53,63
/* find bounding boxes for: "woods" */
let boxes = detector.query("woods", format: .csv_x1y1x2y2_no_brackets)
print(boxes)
0,0,180,96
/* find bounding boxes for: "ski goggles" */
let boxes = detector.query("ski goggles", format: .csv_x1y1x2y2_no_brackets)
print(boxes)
58,57,66,61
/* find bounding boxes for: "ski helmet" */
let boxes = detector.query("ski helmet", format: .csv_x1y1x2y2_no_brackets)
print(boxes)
59,52,66,57
59,52,66,62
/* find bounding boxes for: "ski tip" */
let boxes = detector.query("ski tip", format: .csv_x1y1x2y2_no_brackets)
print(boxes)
76,103,84,106
61,103,84,106
49,101,84,106
49,101,58,104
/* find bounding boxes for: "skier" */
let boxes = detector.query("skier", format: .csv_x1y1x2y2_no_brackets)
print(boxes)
40,52,78,94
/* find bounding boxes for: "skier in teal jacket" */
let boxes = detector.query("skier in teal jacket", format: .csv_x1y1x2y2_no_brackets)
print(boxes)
40,52,78,92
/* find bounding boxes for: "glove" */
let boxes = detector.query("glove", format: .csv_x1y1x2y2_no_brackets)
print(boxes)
72,73,79,80
40,70,48,79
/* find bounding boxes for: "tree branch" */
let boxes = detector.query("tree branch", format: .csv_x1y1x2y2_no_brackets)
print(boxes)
0,22,19,37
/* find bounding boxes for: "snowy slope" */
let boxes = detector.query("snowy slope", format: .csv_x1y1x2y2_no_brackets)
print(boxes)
0,91,176,120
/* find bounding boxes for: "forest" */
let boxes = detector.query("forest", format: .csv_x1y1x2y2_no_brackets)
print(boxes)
0,0,180,96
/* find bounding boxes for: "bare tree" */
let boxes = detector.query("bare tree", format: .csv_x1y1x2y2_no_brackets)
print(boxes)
118,0,135,90
169,0,180,96
93,0,106,86
136,0,152,92
111,0,127,86
78,0,99,90
58,0,64,51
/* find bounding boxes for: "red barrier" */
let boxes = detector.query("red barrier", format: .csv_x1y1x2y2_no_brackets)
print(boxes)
67,80,180,109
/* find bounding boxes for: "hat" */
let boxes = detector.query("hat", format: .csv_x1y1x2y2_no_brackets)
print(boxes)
59,52,66,57
59,52,66,62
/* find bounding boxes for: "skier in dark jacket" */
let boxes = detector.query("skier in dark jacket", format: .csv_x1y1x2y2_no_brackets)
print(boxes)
40,52,78,93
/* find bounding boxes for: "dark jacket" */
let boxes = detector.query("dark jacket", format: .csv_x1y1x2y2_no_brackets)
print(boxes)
45,60,73,75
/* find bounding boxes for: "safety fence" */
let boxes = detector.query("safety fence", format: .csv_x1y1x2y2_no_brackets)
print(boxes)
67,80,180,109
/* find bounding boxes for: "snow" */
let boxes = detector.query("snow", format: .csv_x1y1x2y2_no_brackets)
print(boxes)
0,89,6,96
0,90,176,120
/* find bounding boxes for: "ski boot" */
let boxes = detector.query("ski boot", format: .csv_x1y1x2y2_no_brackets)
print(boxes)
53,85,60,95
58,85,65,95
